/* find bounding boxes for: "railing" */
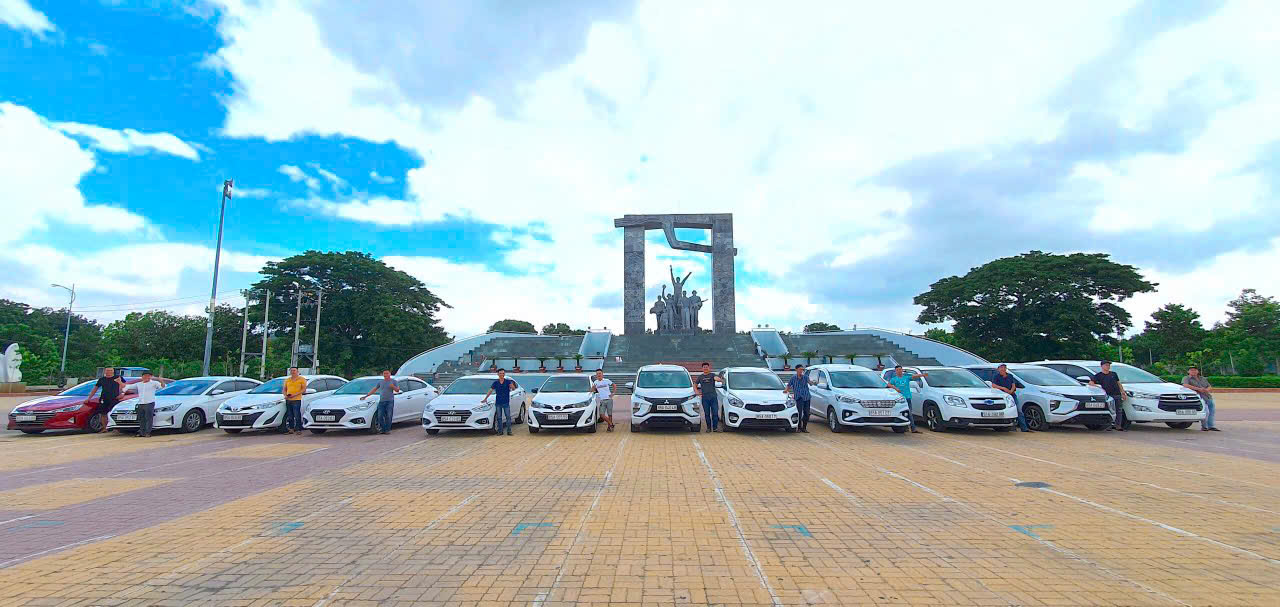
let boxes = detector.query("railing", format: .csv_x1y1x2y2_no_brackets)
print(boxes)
750,328,788,357
395,331,542,376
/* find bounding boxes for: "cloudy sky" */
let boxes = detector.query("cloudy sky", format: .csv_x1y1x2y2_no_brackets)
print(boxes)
2,0,1277,341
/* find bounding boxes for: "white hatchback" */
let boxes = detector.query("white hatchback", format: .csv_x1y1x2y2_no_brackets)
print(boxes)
884,367,1018,432
304,375,438,434
109,376,260,433
527,373,599,433
422,374,527,434
715,367,798,432
806,364,910,433
214,375,347,433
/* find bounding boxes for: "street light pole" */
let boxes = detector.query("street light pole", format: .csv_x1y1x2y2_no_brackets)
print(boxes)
203,179,233,375
51,283,75,385
290,282,302,369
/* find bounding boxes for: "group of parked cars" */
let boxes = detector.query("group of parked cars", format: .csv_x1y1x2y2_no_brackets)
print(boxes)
6,359,1207,437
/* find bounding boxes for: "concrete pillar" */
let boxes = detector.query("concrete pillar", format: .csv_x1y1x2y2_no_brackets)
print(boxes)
711,216,736,334
623,226,646,335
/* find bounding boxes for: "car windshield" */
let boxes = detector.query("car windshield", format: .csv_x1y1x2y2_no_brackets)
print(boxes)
59,380,98,396
1106,365,1164,384
334,378,383,395
156,379,215,395
444,378,500,395
540,377,592,393
925,369,988,388
249,378,287,394
829,371,887,389
510,376,549,391
1010,368,1077,387
727,372,783,390
636,370,691,388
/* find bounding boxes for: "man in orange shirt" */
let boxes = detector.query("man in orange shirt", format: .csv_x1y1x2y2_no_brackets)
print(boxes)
283,367,307,435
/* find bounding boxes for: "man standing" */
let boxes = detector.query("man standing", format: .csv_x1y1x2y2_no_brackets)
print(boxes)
1089,360,1126,431
886,365,926,433
482,369,517,436
283,367,306,435
694,362,723,432
592,369,616,432
1182,366,1218,432
361,370,401,434
784,364,812,433
122,371,163,438
990,363,1029,432
85,367,124,433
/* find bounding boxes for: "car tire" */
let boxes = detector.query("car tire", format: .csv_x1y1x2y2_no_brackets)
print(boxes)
20,429,44,434
529,426,540,434
892,426,907,434
785,425,795,432
629,422,638,432
1084,423,1108,431
586,422,597,433
828,408,843,433
85,414,104,433
1024,405,1048,432
925,404,946,432
689,424,699,432
426,429,439,435
181,410,204,433
310,429,327,434
223,428,242,434
1166,422,1194,429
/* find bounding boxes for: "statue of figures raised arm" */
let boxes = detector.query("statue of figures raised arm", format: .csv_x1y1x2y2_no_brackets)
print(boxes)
1,344,21,384
687,291,704,329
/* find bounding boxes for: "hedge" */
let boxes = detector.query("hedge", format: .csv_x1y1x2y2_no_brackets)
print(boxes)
1158,375,1280,388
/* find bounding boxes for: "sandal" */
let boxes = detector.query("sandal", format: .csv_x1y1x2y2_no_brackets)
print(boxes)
607,425,614,432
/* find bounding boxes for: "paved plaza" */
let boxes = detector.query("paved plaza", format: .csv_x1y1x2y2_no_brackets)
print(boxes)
0,394,1277,606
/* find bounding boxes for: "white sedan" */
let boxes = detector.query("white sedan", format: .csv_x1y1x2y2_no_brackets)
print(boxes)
527,373,599,433
304,375,438,434
109,376,261,433
215,374,347,433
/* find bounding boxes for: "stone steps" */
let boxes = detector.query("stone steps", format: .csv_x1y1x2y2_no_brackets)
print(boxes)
780,334,940,366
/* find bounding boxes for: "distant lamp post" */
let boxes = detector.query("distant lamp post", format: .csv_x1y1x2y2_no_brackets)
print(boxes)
51,283,75,385
203,179,233,375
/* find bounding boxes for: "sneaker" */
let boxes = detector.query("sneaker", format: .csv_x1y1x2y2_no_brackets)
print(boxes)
1202,427,1210,431
1209,427,1221,431
911,429,921,434
506,431,513,436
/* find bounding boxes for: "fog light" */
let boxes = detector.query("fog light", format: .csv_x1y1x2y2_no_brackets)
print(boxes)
1049,400,1063,411
478,418,489,425
728,413,739,423
842,410,854,420
352,418,366,424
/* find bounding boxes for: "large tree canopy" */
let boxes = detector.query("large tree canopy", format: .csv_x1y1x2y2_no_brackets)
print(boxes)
251,251,450,377
489,319,536,333
1142,303,1206,361
803,322,841,333
914,251,1156,361
0,299,103,382
541,322,585,335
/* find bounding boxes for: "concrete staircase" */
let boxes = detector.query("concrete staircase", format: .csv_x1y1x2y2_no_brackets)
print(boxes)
602,334,764,375
781,334,941,366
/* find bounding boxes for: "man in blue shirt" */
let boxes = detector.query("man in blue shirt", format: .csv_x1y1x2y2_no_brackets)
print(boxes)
990,364,1028,432
784,364,812,432
886,365,926,433
481,369,518,436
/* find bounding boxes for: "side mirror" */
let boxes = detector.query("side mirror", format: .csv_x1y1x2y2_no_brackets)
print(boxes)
305,388,317,395
625,382,634,389
210,389,226,395
531,388,539,394
1076,376,1090,384
818,382,828,389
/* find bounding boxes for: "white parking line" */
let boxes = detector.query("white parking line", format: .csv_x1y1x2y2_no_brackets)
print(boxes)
3,466,68,480
693,438,782,607
0,515,36,526
0,535,117,569
1099,453,1280,492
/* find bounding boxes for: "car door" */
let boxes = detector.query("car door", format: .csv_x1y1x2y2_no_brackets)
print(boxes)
204,381,239,418
396,379,426,421
910,375,927,416
806,369,826,420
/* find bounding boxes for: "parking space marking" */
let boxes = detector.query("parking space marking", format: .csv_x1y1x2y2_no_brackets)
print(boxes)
1008,524,1053,539
0,535,116,569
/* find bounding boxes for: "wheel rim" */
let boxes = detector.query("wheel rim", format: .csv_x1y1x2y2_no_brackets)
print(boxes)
184,412,201,431
829,410,837,431
87,415,102,432
927,407,940,430
1027,407,1044,431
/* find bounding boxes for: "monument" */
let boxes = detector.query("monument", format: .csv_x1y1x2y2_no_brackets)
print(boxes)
1,343,23,393
614,214,736,335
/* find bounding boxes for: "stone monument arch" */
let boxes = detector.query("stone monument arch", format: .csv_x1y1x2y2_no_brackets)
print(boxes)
613,214,737,335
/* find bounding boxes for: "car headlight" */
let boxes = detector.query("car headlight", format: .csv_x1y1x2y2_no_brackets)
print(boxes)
577,399,593,408
350,401,375,411
837,395,860,405
50,404,85,413
423,404,435,413
1132,404,1152,412
473,403,493,412
944,395,968,408
894,397,907,405
155,404,179,412
1127,391,1158,400
727,396,744,408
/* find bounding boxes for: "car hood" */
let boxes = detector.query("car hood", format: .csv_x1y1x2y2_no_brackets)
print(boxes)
429,394,489,408
725,389,789,404
308,394,372,409
830,387,904,401
221,393,285,410
13,395,87,411
1032,385,1108,398
1131,382,1199,397
112,395,189,411
633,388,696,400
933,387,1009,399
532,392,594,407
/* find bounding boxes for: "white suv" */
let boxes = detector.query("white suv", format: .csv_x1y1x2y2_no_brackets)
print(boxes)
628,364,701,432
964,364,1112,431
110,376,260,433
883,366,1017,432
715,367,798,432
806,364,910,433
1029,360,1205,430
215,375,347,433
421,374,527,434
527,373,599,433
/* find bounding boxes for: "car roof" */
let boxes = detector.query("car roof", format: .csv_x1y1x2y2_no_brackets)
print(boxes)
544,373,593,378
807,364,874,371
904,365,961,370
720,366,774,373
265,374,346,380
963,363,1042,370
174,376,260,381
637,364,689,371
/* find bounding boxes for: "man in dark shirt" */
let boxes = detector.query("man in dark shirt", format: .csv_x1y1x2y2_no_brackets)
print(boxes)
694,362,723,432
482,369,518,436
85,367,125,433
784,364,812,433
990,364,1029,432
1089,360,1127,431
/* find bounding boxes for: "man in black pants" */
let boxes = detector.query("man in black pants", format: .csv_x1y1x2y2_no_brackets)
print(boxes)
1089,360,1127,431
785,364,811,432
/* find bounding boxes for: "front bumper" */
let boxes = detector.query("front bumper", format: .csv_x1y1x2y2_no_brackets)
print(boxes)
7,407,93,431
835,405,911,427
632,400,701,429
724,406,798,429
422,408,494,431
942,406,1018,428
107,409,181,430
215,405,285,430
528,404,595,429
305,407,374,430
1126,398,1205,423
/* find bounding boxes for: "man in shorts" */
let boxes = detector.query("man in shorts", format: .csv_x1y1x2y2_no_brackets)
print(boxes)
592,369,615,432
85,367,125,433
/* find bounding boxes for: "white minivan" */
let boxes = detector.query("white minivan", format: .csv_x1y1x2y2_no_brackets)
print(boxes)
628,364,701,432
527,373,599,433
964,364,1113,431
714,366,798,432
1029,360,1205,429
883,367,1018,432
215,375,347,433
304,375,438,434
805,364,910,433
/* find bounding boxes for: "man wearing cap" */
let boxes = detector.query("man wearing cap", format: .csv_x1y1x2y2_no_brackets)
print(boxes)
990,363,1029,432
1089,360,1126,431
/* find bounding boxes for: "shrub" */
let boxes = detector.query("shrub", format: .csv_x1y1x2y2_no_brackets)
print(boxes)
1158,375,1280,388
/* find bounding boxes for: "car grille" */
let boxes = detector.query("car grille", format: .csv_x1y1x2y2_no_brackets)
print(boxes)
744,403,785,412
1158,402,1203,412
860,400,898,409
432,410,472,424
1068,394,1109,404
111,411,141,427
848,416,905,424
739,418,790,429
309,409,347,422
534,410,585,425
9,411,56,424
955,417,1014,426
647,397,688,407
643,416,691,427
970,399,1006,411
217,411,265,427
1064,413,1113,425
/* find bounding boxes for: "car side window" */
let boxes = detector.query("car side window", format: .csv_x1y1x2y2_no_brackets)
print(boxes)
400,379,425,392
970,368,991,382
213,381,237,393
818,371,829,388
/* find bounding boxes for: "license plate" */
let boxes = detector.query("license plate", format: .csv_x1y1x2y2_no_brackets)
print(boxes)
1176,409,1196,416
1085,402,1106,409
315,415,336,422
756,413,777,419
548,413,569,420
980,411,1003,417
16,415,35,422
656,404,677,411
116,414,137,421
441,415,461,422
223,414,242,421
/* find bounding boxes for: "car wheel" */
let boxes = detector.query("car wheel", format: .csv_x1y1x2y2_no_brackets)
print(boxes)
689,423,700,432
1024,405,1048,432
892,426,907,434
1166,422,1193,429
426,429,439,435
310,428,327,434
20,429,44,434
223,428,242,434
586,422,597,433
785,425,795,433
629,422,638,432
828,408,843,433
85,414,104,433
529,426,540,434
925,404,946,432
181,410,204,433
1084,423,1108,431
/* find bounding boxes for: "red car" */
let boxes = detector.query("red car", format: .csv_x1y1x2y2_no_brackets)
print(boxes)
7,377,170,434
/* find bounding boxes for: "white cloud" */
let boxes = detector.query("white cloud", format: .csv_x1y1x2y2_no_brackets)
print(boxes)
223,185,271,199
308,163,347,189
1125,238,1280,332
278,164,320,190
53,121,201,160
0,0,53,35
369,170,394,184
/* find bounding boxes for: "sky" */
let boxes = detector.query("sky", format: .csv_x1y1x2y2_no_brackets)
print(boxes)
2,0,1278,344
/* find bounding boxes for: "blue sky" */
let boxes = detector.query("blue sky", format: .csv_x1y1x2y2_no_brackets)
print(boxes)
2,0,1278,339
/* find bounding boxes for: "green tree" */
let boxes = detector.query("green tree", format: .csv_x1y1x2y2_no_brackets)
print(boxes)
923,327,957,345
0,299,104,381
252,251,450,377
1216,289,1280,374
489,319,536,333
914,251,1157,361
540,322,586,335
803,322,841,333
1142,303,1206,362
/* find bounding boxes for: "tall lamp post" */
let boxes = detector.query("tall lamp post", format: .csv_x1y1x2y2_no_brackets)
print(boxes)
203,179,233,375
51,283,75,385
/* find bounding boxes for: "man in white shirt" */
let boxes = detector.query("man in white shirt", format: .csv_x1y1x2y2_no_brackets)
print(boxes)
123,371,164,437
592,369,615,432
